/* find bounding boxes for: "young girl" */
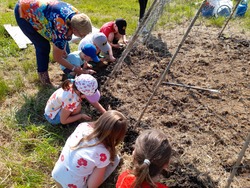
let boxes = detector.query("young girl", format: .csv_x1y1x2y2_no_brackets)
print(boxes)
116,129,172,188
52,110,128,188
44,74,106,125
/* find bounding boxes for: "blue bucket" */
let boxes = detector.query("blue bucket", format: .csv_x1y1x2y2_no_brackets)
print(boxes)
236,3,248,17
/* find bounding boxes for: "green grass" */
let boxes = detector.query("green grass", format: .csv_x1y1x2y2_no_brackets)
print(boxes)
0,0,250,187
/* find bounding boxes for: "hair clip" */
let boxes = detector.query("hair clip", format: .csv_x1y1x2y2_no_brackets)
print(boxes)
143,159,151,166
69,79,75,83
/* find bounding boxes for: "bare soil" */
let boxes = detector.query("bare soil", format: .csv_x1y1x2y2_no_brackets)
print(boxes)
91,23,250,188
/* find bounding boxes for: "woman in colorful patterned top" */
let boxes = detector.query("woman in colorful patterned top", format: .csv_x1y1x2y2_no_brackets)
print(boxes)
116,129,172,188
14,0,92,86
44,74,106,125
52,110,128,188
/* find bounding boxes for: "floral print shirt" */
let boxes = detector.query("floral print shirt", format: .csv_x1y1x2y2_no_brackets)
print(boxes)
44,86,81,119
18,0,78,49
52,123,110,187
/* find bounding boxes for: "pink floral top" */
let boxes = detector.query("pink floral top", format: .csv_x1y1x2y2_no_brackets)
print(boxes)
44,86,81,119
52,122,110,187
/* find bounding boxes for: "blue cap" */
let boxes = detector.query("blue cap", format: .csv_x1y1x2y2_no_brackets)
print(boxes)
81,44,100,63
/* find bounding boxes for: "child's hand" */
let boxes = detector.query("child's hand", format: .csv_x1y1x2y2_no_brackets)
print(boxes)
109,55,116,62
123,40,128,44
83,69,96,74
113,44,121,48
81,114,92,120
87,69,96,74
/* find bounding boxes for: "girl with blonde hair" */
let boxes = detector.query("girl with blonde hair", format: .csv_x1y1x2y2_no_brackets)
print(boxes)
52,110,128,187
116,129,172,188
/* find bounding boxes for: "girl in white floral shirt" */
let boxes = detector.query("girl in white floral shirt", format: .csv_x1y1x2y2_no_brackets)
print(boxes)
44,74,106,125
52,110,128,188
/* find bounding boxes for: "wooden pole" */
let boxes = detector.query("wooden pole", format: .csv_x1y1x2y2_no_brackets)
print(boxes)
218,0,242,37
162,82,220,93
225,133,250,188
135,0,207,126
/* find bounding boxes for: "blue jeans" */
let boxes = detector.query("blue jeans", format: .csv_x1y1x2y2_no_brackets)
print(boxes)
44,110,61,125
14,4,70,72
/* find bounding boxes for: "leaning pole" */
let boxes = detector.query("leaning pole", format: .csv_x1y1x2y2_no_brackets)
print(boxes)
136,0,207,125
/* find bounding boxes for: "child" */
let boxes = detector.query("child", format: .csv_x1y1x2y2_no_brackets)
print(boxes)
52,110,128,188
116,129,172,188
60,44,100,79
78,32,116,62
44,74,106,125
100,18,128,49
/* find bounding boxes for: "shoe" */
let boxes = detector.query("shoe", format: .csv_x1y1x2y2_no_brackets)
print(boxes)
38,71,52,85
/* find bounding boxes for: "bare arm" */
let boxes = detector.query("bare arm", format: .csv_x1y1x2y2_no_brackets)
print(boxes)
60,108,91,125
87,166,107,188
108,48,116,62
90,102,106,114
107,33,120,48
122,35,128,44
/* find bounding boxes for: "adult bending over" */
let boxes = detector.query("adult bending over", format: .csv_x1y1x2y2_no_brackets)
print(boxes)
14,0,92,85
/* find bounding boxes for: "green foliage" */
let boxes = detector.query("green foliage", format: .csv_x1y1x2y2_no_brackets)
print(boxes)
0,78,10,101
13,74,25,92
207,16,227,27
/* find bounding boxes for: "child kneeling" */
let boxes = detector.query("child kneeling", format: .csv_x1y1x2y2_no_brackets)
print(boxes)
116,129,172,188
52,110,128,187
44,74,106,125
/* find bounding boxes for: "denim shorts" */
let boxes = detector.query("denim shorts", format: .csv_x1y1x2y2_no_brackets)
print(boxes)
44,110,61,125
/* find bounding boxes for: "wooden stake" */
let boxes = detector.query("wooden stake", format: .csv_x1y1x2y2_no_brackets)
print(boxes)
225,133,250,188
162,82,220,93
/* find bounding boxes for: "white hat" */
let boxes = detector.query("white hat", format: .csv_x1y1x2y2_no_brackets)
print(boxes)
75,74,100,103
93,32,111,54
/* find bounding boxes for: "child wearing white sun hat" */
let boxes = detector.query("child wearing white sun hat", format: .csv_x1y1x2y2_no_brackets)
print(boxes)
44,74,106,125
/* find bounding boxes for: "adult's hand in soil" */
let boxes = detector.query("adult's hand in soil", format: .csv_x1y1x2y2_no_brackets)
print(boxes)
74,67,91,75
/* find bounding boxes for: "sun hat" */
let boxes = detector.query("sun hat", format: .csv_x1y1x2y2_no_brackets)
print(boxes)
81,44,100,63
75,74,100,103
115,18,127,35
93,32,111,54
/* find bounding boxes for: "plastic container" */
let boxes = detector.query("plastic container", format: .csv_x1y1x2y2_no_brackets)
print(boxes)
213,0,233,17
201,0,233,18
216,5,231,17
202,2,215,17
236,0,248,17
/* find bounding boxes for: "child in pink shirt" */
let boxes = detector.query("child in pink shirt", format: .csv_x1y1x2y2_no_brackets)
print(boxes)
100,18,128,49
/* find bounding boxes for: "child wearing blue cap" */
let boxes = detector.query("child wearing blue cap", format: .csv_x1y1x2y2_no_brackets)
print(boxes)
60,44,101,78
